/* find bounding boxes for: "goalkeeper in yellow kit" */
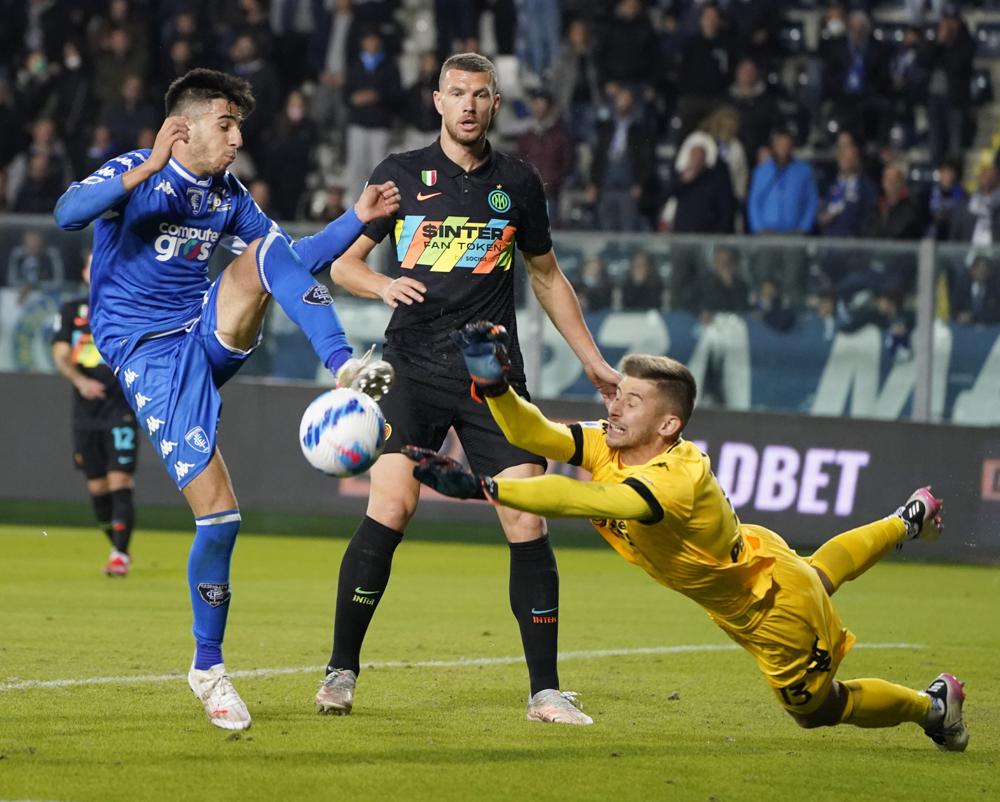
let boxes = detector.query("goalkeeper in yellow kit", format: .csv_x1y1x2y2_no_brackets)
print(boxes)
403,321,969,751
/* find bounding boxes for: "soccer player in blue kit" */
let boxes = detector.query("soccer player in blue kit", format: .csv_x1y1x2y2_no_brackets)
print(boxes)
55,68,400,730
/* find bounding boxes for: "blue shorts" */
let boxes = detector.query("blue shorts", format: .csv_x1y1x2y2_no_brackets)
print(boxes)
116,277,260,490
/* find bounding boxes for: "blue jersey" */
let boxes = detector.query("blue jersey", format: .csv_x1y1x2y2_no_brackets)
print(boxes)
57,151,282,370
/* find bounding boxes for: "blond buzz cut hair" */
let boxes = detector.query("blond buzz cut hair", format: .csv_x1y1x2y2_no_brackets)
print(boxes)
620,355,697,428
439,53,499,94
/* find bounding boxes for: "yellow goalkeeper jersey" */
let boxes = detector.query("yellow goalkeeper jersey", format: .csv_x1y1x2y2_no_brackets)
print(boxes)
570,420,778,631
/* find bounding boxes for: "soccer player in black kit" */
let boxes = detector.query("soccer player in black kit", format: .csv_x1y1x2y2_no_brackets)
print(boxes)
315,53,621,724
52,252,139,576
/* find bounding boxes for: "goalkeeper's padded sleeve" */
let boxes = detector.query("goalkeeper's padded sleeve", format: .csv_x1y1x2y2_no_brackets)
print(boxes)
485,387,577,462
492,474,655,521
292,207,366,274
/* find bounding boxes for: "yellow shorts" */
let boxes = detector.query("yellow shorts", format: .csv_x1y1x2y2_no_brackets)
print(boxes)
719,525,855,715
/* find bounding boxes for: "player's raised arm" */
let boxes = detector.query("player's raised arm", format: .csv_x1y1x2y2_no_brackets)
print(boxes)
54,117,189,231
522,249,620,407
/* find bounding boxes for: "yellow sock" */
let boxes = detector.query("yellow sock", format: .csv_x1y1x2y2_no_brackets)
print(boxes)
809,518,906,593
839,678,932,728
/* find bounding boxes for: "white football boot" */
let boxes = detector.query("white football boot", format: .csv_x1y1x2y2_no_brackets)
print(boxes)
922,672,968,752
526,689,594,725
336,345,395,401
315,668,357,715
187,661,252,730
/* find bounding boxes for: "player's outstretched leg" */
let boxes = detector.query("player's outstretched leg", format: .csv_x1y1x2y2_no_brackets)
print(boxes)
809,487,943,595
336,344,395,401
186,508,251,730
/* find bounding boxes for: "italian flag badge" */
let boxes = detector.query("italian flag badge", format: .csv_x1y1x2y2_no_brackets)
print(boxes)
421,170,437,186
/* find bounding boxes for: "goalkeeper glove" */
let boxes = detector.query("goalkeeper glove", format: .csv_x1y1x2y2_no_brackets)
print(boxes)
449,320,511,401
402,445,498,501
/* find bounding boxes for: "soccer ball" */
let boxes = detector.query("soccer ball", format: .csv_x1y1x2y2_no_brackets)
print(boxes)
299,388,386,477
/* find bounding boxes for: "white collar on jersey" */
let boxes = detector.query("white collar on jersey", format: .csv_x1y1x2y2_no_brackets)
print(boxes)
168,158,213,187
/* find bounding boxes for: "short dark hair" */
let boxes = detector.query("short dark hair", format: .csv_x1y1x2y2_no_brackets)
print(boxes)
620,355,697,429
439,53,498,93
165,68,255,120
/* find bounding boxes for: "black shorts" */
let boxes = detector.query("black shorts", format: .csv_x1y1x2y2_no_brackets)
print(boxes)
72,423,139,480
379,369,546,476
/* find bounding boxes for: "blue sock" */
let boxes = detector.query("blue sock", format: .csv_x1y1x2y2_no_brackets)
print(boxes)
189,509,241,670
256,231,352,373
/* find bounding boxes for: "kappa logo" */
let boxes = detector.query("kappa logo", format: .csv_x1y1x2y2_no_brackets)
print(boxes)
146,416,165,435
123,368,138,387
303,285,333,306
160,439,177,458
134,392,152,410
174,460,195,480
153,180,177,197
185,426,211,454
197,582,231,608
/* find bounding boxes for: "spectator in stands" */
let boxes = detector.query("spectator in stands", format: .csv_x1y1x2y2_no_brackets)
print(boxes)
597,0,661,88
91,27,145,111
12,152,66,213
228,33,282,166
305,185,348,224
925,5,975,164
747,129,817,235
699,246,750,323
100,74,158,153
676,3,734,140
822,11,891,146
621,249,665,311
44,40,93,158
864,164,927,241
5,118,73,212
80,125,115,175
951,254,1000,325
818,135,878,238
888,25,929,148
5,229,65,290
747,128,816,306
403,53,443,152
515,0,561,83
662,132,736,234
248,179,274,218
874,290,914,359
155,37,197,101
728,0,781,67
575,255,614,313
517,89,573,226
752,276,797,332
344,27,401,203
15,48,59,122
701,106,748,205
551,18,602,144
728,58,782,166
0,79,27,175
587,83,656,232
270,0,321,90
948,164,1000,244
435,0,482,66
262,89,319,221
312,0,354,161
927,159,966,240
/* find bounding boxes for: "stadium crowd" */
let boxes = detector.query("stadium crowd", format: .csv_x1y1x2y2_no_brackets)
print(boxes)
2,0,1000,327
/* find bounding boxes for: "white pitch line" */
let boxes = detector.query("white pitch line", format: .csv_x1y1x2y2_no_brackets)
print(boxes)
0,643,923,692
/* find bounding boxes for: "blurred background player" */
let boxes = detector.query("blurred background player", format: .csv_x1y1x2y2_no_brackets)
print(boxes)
316,53,620,725
55,68,399,731
406,322,968,752
51,250,138,577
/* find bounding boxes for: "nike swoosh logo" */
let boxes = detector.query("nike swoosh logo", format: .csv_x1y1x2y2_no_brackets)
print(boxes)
354,587,381,596
531,607,558,615
416,192,442,201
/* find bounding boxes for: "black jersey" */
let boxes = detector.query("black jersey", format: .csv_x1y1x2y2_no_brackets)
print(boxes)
52,296,134,430
363,138,552,386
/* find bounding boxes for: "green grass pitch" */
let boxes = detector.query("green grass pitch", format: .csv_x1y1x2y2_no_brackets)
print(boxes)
1,516,997,802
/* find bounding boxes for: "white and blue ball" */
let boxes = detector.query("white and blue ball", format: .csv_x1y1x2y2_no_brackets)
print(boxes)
299,388,386,477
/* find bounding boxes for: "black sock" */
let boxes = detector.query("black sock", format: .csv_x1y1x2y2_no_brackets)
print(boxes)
509,535,560,696
109,488,135,555
328,516,403,675
91,492,114,546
